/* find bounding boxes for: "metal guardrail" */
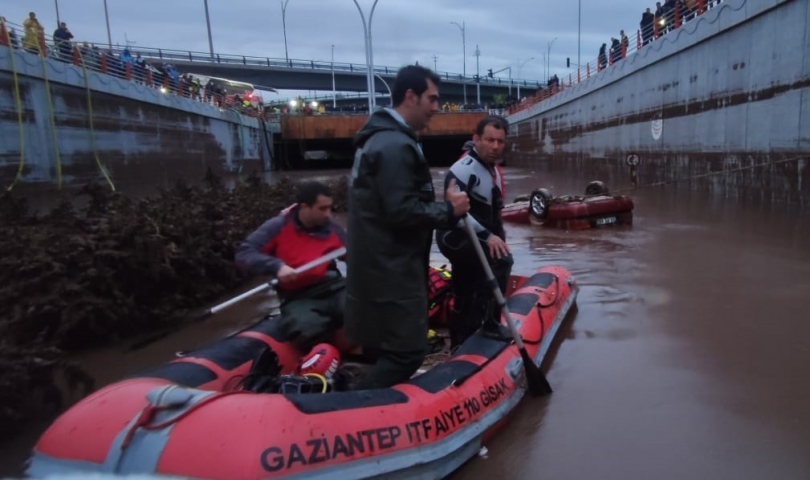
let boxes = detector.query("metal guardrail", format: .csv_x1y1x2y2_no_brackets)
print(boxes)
98,44,544,88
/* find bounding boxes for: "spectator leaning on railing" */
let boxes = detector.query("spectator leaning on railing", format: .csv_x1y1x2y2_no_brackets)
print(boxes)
53,22,73,60
22,11,44,54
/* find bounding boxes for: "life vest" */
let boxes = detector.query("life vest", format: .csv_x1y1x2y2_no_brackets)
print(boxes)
427,265,454,325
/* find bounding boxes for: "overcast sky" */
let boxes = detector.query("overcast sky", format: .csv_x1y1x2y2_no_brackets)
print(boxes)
5,0,652,98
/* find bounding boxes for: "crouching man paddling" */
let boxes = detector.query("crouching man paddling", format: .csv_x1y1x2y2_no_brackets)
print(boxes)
235,181,347,353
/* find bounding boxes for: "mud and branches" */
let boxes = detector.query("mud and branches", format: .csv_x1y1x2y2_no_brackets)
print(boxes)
0,171,349,435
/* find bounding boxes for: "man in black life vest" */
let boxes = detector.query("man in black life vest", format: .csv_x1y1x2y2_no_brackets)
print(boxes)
437,116,514,348
235,181,347,352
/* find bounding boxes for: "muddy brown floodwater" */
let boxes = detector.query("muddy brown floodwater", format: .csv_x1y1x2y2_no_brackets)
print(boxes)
3,166,810,479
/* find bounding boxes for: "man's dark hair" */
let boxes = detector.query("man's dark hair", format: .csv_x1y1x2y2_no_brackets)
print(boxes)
474,115,508,136
391,65,441,107
296,181,332,206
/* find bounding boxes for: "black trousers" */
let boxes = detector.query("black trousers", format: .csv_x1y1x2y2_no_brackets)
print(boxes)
278,276,345,352
437,231,514,348
346,347,426,390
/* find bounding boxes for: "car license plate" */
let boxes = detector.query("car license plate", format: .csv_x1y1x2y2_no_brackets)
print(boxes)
594,216,617,226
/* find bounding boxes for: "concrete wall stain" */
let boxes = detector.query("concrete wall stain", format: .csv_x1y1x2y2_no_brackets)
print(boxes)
0,46,269,198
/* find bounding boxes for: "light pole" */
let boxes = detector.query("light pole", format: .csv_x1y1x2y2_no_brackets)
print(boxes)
508,66,512,98
546,37,558,84
281,0,291,62
432,54,438,71
474,45,481,105
578,0,581,69
375,73,392,106
491,66,513,98
516,57,534,99
54,0,61,25
331,45,336,108
450,21,466,104
542,52,546,85
352,0,379,110
204,0,215,59
103,0,112,47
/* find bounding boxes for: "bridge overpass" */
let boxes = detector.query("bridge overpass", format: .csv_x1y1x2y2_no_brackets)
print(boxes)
109,45,541,102
275,112,485,170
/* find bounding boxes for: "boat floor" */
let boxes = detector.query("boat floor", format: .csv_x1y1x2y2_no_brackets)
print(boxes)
340,328,454,379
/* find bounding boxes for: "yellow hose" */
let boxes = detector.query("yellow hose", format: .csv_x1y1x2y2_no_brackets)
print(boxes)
36,42,63,189
303,373,329,393
75,47,116,191
3,24,26,192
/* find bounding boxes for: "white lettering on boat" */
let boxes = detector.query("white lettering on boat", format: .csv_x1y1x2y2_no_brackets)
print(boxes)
259,377,511,472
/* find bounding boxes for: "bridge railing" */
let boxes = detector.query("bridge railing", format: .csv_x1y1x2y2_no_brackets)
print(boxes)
0,18,269,119
507,0,726,116
99,44,544,88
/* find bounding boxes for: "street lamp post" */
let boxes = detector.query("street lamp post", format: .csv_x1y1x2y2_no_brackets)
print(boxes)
516,57,534,99
281,0,291,62
450,21,466,104
351,0,379,111
331,45,336,108
491,66,513,99
542,52,546,85
474,45,481,105
204,0,215,59
375,73,392,106
578,0,581,68
546,37,558,84
508,66,512,98
103,0,112,47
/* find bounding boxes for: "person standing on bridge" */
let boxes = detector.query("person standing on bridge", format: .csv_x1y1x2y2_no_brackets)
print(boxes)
343,65,470,390
235,181,347,354
436,116,513,348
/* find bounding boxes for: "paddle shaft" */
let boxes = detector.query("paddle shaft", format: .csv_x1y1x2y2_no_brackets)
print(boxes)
128,247,346,352
460,219,524,348
202,247,346,319
461,217,552,395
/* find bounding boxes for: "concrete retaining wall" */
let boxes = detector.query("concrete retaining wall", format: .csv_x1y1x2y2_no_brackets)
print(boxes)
0,46,272,196
507,0,809,209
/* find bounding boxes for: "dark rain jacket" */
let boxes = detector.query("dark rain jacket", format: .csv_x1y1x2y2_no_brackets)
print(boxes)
345,108,457,352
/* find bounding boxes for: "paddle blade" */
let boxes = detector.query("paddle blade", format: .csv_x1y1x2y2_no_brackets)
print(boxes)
519,347,553,396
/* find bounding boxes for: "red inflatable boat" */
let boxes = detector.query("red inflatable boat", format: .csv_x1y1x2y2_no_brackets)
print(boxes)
501,182,634,230
27,266,578,480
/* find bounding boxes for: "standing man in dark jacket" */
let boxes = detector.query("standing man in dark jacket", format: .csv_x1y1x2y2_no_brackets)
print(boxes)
640,8,655,45
437,116,513,348
344,65,470,390
236,181,347,353
52,22,73,60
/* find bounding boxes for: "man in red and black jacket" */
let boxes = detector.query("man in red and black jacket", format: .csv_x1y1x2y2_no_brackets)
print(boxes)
236,181,346,352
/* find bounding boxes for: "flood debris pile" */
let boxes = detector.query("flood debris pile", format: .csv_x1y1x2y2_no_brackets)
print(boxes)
0,171,349,434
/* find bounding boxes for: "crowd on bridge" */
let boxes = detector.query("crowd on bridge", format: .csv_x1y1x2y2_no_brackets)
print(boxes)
598,0,727,72
3,0,727,121
0,12,269,119
510,0,726,114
